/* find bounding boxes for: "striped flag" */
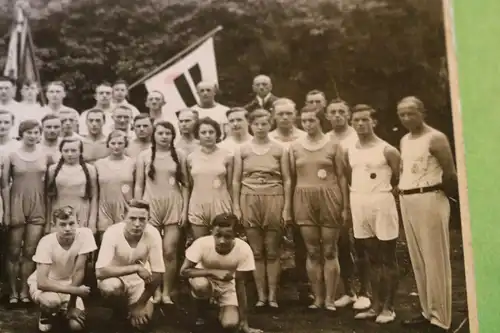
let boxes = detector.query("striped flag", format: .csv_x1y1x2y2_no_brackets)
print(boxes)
3,1,40,87
144,37,219,125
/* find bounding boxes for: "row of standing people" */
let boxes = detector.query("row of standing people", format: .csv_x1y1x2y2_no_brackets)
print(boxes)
0,76,457,333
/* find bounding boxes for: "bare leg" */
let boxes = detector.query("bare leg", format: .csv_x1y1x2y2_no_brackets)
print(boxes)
300,226,323,308
245,228,266,305
161,225,182,304
20,224,45,301
7,226,24,303
219,305,240,332
265,229,281,306
322,227,341,309
379,239,399,317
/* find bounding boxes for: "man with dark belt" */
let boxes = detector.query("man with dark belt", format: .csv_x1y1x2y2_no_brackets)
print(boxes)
397,96,457,332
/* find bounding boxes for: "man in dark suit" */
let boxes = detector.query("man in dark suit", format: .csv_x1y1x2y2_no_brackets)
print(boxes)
304,89,332,133
244,75,279,112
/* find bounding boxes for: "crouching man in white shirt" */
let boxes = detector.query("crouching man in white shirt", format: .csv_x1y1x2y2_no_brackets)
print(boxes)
28,206,97,332
180,213,263,333
95,199,164,330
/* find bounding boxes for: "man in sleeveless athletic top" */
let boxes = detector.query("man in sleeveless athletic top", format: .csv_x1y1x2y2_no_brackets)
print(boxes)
191,81,230,137
40,114,62,163
397,96,457,332
345,105,401,323
325,99,370,311
175,108,200,155
126,114,153,158
81,109,109,163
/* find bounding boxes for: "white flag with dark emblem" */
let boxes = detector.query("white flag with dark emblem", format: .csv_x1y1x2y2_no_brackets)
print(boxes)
144,37,218,125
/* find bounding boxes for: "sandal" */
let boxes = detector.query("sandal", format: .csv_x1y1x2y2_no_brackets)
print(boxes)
255,300,266,308
268,301,279,309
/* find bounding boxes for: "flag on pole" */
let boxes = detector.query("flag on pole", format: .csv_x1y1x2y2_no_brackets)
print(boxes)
144,37,219,124
3,1,41,93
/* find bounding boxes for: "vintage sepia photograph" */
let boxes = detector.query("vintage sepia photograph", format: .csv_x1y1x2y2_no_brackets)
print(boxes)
0,0,475,332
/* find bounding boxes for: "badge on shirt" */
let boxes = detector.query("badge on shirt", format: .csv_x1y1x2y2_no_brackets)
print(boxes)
121,184,130,194
317,169,327,180
213,178,222,189
169,177,176,186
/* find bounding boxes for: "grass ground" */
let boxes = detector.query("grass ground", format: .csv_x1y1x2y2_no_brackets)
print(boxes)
0,228,470,333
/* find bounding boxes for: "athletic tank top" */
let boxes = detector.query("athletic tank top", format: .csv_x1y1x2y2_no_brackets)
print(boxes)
349,140,392,193
82,136,110,163
240,141,284,195
140,149,182,199
175,137,200,156
96,157,135,202
126,140,151,159
291,137,340,188
329,127,358,151
399,131,443,190
55,164,87,199
189,148,230,194
9,148,47,193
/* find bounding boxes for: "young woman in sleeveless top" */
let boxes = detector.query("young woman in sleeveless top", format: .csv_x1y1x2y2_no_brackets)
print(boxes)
134,121,188,305
1,120,50,306
187,117,233,240
94,131,135,240
289,106,349,311
46,138,98,234
233,109,292,308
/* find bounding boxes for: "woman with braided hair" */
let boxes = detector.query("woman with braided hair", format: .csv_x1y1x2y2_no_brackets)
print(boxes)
45,138,98,235
134,120,189,305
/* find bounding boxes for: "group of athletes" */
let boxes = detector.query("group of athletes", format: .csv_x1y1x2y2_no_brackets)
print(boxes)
0,74,457,333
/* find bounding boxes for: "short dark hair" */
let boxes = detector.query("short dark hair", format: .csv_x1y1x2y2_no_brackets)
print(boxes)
248,108,271,124
22,80,37,87
327,98,350,112
194,117,222,142
86,108,106,121
133,113,153,124
128,199,150,213
96,82,112,91
46,81,65,90
306,89,326,99
41,114,60,125
212,213,238,229
352,104,377,120
0,76,14,85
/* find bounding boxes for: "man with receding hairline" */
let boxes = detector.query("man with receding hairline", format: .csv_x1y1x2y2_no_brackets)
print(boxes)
244,75,279,116
397,96,457,332
269,98,306,147
175,108,200,155
191,81,230,137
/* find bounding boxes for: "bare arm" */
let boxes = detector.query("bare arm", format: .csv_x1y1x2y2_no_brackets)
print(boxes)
288,146,297,186
132,272,162,307
226,154,234,199
37,263,83,295
95,264,142,280
343,148,352,187
430,132,458,195
232,149,243,213
384,145,401,189
87,165,98,233
67,254,89,309
44,166,55,233
134,154,146,199
179,152,190,222
236,271,251,328
335,145,349,211
1,154,11,226
280,147,292,223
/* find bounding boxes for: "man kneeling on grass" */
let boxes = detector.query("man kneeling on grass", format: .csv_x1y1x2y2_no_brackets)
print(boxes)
95,199,164,330
180,213,263,333
28,206,97,332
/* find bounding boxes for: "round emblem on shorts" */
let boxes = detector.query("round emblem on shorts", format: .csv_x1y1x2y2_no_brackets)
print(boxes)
169,177,176,186
213,178,222,189
317,169,327,179
370,173,377,179
121,184,130,194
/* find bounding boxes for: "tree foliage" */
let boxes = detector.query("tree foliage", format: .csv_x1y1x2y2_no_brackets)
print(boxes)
0,0,453,148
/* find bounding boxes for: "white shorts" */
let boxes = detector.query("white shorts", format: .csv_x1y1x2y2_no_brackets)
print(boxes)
350,192,399,241
28,278,85,311
189,277,238,307
98,275,145,305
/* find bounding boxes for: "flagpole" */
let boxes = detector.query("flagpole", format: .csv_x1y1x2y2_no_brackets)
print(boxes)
26,20,46,105
129,25,223,90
